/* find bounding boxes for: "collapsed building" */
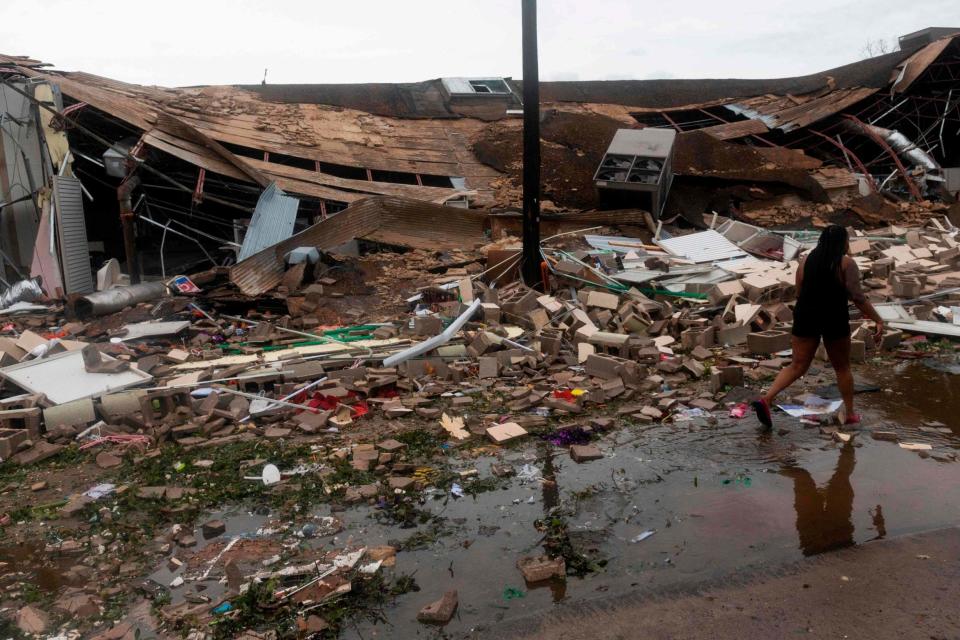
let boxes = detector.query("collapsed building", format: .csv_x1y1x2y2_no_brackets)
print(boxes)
2,27,960,640
0,28,959,299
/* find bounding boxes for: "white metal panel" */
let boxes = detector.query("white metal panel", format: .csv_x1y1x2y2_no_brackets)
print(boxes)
441,78,476,94
119,320,191,341
607,129,676,157
0,349,152,405
655,230,748,264
53,175,95,295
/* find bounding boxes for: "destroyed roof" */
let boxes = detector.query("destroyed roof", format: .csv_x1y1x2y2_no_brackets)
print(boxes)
2,33,957,209
235,39,944,115
531,47,921,110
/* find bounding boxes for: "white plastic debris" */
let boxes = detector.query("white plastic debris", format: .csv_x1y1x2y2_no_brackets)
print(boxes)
630,530,656,543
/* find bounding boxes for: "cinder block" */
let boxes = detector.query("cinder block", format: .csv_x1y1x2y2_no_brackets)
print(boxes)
850,340,866,363
710,366,745,393
717,323,750,346
880,329,902,351
746,330,791,355
707,280,744,305
680,326,716,350
0,428,29,460
0,408,42,439
890,276,921,298
871,257,894,279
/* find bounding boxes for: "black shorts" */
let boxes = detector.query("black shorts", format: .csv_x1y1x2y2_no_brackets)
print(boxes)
792,307,850,341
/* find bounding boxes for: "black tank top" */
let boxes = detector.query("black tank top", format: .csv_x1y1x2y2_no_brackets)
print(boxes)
793,257,850,339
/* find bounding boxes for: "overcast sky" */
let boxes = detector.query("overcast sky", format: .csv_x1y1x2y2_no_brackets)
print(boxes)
4,0,960,87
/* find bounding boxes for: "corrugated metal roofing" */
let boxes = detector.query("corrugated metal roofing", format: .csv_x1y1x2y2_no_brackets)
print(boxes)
238,183,299,261
53,175,95,295
655,229,748,264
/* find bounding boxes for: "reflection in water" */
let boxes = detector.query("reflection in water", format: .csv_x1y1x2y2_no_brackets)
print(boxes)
536,447,566,602
541,447,559,510
780,443,856,556
870,504,887,540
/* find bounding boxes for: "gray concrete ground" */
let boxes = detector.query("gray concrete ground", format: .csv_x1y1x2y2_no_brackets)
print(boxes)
508,527,960,640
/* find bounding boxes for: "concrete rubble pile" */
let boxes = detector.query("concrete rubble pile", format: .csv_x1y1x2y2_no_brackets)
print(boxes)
0,208,959,637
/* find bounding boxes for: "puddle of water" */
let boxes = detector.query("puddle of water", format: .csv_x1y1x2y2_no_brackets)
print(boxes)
342,362,960,638
136,361,960,638
0,541,76,592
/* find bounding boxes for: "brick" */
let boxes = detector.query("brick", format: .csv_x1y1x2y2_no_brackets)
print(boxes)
480,303,501,323
517,555,566,582
11,441,63,465
584,353,623,379
543,398,583,414
478,356,499,379
640,406,663,420
527,308,550,330
377,439,406,452
536,295,564,314
577,343,596,363
539,329,563,356
388,477,416,491
569,444,603,462
689,398,719,411
746,330,791,355
469,331,501,356
585,291,619,310
690,345,713,360
683,359,705,378
417,590,458,624
486,422,527,443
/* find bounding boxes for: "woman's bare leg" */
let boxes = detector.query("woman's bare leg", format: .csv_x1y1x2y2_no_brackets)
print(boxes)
823,337,854,418
762,336,819,406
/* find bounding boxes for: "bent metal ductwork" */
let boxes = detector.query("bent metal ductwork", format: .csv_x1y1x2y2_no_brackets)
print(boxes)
844,120,941,174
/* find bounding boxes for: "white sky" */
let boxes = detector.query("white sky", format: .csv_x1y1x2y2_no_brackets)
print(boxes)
4,0,960,87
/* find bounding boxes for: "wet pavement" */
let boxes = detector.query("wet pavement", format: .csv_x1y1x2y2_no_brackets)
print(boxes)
141,359,960,638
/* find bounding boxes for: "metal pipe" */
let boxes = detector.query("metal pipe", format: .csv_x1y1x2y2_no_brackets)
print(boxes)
214,385,317,412
382,299,482,367
240,376,329,422
74,281,168,317
118,176,141,284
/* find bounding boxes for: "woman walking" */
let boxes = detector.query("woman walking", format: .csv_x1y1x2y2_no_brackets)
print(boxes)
752,225,884,429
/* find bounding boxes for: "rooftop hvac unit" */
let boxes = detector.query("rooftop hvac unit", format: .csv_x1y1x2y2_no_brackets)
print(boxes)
594,128,676,217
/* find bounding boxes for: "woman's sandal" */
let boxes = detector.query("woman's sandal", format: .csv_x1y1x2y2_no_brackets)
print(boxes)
751,398,773,430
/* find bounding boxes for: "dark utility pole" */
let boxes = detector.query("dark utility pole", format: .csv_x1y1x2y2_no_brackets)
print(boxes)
521,0,541,287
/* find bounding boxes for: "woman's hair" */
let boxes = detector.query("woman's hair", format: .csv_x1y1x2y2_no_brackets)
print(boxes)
804,225,848,287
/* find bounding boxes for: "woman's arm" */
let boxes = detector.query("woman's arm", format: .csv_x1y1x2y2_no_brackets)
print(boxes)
843,256,884,340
